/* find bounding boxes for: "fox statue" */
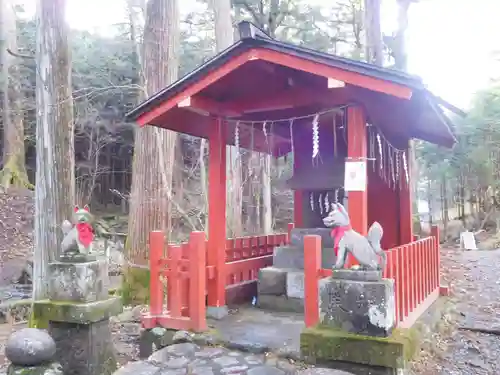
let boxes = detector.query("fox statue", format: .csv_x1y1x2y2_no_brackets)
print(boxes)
323,203,386,271
61,205,95,256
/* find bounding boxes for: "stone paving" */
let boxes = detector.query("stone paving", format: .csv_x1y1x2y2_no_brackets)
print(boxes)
114,343,354,375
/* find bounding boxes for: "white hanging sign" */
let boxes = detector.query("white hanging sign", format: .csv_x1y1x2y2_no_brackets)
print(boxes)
344,161,367,192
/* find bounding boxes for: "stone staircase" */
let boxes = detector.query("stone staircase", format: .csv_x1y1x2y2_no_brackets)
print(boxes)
257,228,336,313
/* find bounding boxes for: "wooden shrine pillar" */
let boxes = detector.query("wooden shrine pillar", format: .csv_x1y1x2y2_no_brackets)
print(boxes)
347,105,368,235
208,118,227,308
399,141,413,244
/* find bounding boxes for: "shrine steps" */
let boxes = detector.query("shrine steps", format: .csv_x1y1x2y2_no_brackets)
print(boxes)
256,228,336,313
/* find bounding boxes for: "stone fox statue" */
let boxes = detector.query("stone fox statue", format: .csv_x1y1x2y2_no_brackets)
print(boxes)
61,205,95,256
323,203,386,271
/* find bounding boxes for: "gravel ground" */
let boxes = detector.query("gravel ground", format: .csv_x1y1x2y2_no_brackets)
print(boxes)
412,243,500,374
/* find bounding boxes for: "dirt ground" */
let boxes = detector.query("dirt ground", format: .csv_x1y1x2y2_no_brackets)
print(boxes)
1,187,500,374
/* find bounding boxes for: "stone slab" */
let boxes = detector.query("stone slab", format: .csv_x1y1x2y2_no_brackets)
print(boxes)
258,267,287,296
48,260,108,303
286,270,329,300
50,319,117,375
332,270,382,282
33,297,123,324
290,228,335,248
273,245,336,270
320,278,396,337
257,294,305,313
300,325,412,370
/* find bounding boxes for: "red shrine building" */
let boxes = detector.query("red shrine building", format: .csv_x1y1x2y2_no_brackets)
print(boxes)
126,22,461,332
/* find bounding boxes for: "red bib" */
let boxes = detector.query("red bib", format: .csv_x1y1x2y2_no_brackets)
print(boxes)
330,225,351,255
76,223,94,247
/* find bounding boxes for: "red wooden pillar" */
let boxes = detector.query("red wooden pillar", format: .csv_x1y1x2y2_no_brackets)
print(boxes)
208,118,227,307
399,142,413,245
346,106,368,266
347,106,368,231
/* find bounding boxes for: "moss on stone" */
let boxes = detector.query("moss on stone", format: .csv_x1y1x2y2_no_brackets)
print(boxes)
300,325,420,369
121,266,150,306
32,298,122,325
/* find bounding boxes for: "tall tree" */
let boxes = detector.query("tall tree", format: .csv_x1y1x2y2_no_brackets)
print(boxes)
0,0,29,188
364,0,383,65
32,0,75,301
124,0,180,304
211,0,246,236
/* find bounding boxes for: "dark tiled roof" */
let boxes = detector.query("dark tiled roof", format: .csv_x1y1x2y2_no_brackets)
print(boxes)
126,21,463,144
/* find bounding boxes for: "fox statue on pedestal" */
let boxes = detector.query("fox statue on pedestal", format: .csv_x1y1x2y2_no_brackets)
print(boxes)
323,203,386,271
60,205,95,256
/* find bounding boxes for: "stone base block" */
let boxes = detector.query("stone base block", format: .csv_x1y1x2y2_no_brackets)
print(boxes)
258,267,287,296
300,326,415,370
49,319,117,375
290,228,335,248
48,260,108,302
257,294,305,313
286,270,329,299
320,278,396,337
273,245,336,270
332,269,382,281
33,297,122,325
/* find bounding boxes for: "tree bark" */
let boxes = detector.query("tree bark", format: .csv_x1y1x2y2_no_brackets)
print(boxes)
364,0,383,65
32,0,75,301
125,0,179,304
0,0,29,188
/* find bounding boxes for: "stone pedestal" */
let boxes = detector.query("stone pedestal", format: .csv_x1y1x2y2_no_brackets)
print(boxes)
320,270,396,337
257,228,339,313
33,259,122,375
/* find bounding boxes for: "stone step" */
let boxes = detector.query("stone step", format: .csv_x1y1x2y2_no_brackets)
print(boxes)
273,245,336,270
257,267,329,313
290,228,334,248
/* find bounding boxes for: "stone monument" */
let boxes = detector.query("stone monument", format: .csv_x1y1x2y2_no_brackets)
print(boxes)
320,203,395,336
33,205,122,375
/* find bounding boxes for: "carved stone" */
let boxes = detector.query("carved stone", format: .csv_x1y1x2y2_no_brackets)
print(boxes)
49,320,117,375
48,260,108,303
320,277,396,337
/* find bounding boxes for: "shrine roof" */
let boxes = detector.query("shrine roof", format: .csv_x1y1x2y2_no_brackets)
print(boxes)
126,21,463,149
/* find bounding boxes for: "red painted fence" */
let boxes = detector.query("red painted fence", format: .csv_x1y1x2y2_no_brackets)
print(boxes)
142,231,207,332
304,225,441,328
143,226,291,330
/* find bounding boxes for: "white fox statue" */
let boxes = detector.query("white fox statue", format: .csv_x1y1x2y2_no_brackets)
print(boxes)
60,205,95,256
323,203,386,271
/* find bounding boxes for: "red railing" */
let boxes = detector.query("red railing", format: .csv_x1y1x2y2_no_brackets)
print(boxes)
142,231,207,332
225,227,291,288
303,225,441,328
143,225,292,330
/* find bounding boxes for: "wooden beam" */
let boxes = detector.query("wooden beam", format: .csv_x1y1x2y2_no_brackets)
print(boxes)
254,49,413,100
328,78,345,88
137,49,259,126
228,86,350,114
178,95,241,117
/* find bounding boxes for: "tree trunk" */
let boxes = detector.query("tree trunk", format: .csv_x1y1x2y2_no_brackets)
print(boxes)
394,0,419,228
124,0,180,305
0,0,29,188
364,0,383,65
211,0,245,237
32,0,75,304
